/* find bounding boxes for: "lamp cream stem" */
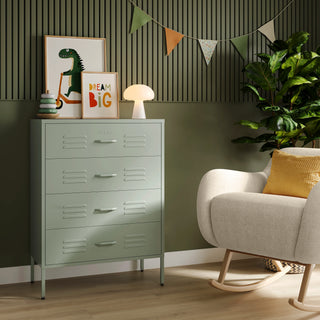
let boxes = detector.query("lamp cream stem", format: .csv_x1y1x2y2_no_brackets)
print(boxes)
132,100,146,119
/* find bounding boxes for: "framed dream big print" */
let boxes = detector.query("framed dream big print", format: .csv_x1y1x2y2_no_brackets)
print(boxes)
81,72,119,119
45,35,106,118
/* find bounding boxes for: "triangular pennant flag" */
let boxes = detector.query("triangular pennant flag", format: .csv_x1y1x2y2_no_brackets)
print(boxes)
231,35,249,60
165,28,184,55
199,39,218,65
258,20,276,43
130,6,152,33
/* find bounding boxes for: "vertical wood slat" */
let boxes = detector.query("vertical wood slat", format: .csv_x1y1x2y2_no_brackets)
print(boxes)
6,0,12,99
0,0,6,99
187,0,192,102
125,0,131,86
55,0,60,35
0,0,318,102
24,0,31,99
121,0,127,96
177,0,183,102
36,0,43,96
18,0,25,99
151,0,157,99
30,0,36,99
157,0,163,101
12,0,19,99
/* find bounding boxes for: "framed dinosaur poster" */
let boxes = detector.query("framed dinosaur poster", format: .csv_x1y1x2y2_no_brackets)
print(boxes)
45,35,106,118
81,72,119,119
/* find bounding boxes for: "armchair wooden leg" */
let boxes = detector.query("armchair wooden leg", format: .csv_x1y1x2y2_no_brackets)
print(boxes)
218,249,233,283
289,264,320,312
210,249,291,293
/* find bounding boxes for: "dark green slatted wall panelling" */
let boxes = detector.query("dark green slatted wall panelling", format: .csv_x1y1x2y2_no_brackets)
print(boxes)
0,0,319,102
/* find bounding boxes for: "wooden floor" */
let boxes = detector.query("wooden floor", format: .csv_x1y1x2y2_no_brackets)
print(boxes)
1,259,320,319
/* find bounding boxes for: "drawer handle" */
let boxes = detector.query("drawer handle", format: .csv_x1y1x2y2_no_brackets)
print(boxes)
94,139,117,143
95,241,117,247
94,208,117,214
95,173,117,178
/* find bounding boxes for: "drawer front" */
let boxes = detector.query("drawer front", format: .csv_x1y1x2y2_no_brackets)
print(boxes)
46,190,162,229
45,123,161,158
46,222,161,265
46,157,161,194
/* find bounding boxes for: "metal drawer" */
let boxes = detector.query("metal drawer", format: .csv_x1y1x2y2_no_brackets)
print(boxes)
46,157,161,194
46,189,162,229
46,222,161,265
45,123,161,158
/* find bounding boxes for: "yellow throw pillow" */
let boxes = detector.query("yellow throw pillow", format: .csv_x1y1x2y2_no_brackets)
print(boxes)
263,149,320,198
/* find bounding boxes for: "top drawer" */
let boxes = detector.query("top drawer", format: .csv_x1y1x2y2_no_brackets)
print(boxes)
45,123,161,158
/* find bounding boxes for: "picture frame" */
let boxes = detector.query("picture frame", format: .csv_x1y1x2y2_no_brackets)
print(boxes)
45,35,106,118
81,72,119,119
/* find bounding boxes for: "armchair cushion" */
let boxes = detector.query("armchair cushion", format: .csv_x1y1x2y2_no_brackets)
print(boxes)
211,192,306,261
263,150,320,198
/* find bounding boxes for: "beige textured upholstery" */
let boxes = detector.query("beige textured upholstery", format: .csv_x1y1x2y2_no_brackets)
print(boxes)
197,147,320,311
211,192,306,261
197,147,320,264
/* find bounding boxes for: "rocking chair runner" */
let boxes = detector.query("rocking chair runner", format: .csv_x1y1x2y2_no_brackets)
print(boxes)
197,147,320,312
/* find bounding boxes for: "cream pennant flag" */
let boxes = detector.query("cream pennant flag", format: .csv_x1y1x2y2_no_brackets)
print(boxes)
258,20,276,42
199,39,218,65
130,6,152,33
231,35,249,60
165,28,184,55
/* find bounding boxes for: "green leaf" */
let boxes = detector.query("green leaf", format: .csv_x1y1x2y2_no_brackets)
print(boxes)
241,84,266,101
268,40,288,52
302,51,319,59
287,31,310,54
259,142,278,152
269,50,287,73
303,119,320,137
282,115,299,131
276,129,303,140
300,56,320,75
261,105,281,112
232,133,275,144
290,87,303,105
276,76,311,102
238,120,261,129
295,110,320,119
232,136,259,144
281,53,308,78
261,115,298,132
305,100,320,108
257,53,271,63
244,62,277,91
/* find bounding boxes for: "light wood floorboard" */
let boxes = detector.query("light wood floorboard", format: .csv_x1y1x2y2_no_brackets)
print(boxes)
1,259,320,319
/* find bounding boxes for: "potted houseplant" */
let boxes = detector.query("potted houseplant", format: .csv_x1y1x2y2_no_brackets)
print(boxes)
233,32,320,274
233,31,320,152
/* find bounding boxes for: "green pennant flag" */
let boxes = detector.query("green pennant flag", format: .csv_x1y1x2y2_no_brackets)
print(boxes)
231,35,249,60
130,6,152,33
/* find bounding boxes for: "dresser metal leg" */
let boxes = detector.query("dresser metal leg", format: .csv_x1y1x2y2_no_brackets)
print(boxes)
140,259,144,272
41,267,46,300
160,254,164,286
30,256,35,283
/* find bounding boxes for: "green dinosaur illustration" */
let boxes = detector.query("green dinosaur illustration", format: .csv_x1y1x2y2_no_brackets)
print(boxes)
59,48,85,97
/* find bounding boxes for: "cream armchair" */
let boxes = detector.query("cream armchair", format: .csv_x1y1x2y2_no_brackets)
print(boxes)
197,147,320,312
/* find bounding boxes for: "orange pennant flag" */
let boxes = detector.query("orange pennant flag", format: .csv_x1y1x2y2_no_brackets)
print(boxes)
165,28,184,55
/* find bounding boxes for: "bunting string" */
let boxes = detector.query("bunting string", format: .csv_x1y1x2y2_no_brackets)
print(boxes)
128,0,296,63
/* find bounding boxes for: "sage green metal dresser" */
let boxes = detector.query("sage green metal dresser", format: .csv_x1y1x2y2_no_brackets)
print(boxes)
30,119,165,299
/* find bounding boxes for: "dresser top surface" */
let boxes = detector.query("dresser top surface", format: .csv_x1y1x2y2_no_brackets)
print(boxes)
31,119,165,124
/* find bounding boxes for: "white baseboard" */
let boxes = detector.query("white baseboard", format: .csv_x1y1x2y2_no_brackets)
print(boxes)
0,248,250,285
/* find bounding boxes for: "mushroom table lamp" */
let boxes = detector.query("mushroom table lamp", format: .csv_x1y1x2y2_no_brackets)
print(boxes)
123,84,154,119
